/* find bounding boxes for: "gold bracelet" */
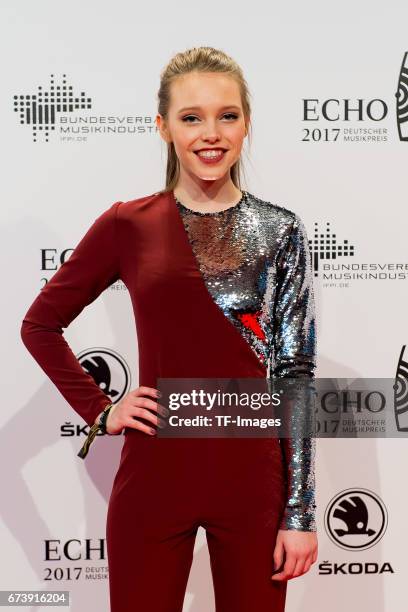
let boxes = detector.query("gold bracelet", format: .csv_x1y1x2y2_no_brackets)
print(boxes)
77,403,115,460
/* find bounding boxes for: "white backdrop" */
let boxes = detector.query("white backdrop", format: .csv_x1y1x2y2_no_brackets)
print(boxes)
2,1,408,610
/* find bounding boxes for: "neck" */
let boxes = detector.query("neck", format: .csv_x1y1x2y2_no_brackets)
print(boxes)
174,171,242,207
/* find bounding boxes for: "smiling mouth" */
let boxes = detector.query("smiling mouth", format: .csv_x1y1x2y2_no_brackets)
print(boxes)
194,149,228,160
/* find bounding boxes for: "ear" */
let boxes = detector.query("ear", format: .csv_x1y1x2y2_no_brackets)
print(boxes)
156,114,171,143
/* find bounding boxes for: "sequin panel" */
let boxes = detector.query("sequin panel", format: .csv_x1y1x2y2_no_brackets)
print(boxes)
175,190,317,532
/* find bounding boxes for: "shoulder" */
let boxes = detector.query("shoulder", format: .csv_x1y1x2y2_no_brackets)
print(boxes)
94,191,167,227
111,190,169,220
245,190,302,230
244,192,311,260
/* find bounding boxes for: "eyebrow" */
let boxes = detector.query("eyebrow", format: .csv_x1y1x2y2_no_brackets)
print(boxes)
177,105,241,113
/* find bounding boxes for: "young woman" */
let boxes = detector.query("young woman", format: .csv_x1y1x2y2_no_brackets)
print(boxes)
20,46,318,611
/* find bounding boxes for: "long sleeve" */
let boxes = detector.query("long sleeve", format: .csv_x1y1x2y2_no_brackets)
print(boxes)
271,212,317,532
20,201,122,428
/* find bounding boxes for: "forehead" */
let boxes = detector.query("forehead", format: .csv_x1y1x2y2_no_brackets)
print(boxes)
169,72,242,111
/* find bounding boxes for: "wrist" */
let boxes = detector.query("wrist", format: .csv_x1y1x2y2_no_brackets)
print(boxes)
98,402,115,434
94,410,104,426
78,402,116,460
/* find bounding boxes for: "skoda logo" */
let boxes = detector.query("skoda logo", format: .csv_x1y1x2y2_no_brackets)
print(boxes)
324,488,388,551
77,347,131,404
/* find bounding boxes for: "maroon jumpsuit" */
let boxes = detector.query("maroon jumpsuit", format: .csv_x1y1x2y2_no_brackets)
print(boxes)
20,189,316,611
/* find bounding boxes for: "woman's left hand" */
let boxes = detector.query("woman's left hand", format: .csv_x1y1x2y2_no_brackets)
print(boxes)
271,529,318,581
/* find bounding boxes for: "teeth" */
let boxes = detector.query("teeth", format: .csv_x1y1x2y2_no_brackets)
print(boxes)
197,149,224,158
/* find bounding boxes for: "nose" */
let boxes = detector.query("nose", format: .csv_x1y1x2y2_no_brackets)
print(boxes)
201,119,221,142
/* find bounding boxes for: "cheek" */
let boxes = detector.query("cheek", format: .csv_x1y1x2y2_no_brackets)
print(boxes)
228,125,246,146
172,132,194,157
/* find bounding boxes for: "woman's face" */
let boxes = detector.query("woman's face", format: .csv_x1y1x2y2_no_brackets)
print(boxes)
157,72,249,183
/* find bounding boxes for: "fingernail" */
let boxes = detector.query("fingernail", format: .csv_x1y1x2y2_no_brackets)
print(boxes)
155,390,162,398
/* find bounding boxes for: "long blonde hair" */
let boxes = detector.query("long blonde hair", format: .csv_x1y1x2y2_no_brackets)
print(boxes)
156,46,252,193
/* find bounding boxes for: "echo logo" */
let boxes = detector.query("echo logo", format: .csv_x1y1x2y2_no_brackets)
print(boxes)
396,52,408,141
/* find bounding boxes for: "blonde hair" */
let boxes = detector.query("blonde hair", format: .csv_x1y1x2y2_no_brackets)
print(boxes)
156,46,252,193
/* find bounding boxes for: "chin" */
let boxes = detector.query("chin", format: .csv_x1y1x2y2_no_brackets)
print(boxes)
194,168,231,182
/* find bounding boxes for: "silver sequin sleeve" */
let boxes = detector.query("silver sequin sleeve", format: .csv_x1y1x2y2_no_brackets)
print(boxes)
271,213,317,532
